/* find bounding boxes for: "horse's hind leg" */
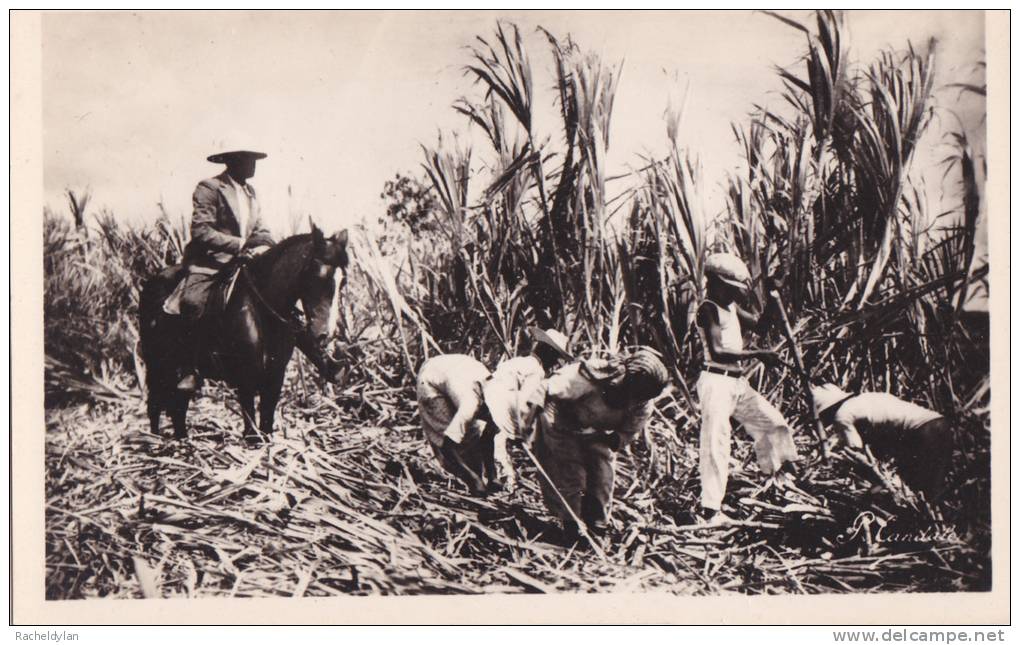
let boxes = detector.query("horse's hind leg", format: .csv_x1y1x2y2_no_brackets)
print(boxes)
169,393,192,440
259,390,281,437
144,363,174,436
147,394,163,435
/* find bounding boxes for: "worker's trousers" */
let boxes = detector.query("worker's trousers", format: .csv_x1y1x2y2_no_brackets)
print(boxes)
417,390,513,488
696,371,798,510
534,402,627,527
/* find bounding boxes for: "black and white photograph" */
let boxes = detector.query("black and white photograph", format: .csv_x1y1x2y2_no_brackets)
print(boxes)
14,8,1005,623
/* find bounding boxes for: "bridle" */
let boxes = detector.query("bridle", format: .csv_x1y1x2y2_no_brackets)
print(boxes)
234,246,346,372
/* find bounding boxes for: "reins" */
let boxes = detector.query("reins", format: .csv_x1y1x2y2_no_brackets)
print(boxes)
238,265,307,334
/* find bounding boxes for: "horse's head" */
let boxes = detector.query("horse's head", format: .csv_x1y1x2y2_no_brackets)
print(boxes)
297,221,350,380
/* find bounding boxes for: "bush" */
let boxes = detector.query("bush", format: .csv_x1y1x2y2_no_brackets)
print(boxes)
43,209,187,405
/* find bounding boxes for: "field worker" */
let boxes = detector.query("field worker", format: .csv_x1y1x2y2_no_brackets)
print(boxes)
532,347,669,541
495,327,572,382
694,252,798,525
483,327,573,444
171,147,276,392
812,384,953,501
416,354,514,496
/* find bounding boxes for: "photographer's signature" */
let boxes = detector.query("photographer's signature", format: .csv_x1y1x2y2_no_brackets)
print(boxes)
838,511,960,544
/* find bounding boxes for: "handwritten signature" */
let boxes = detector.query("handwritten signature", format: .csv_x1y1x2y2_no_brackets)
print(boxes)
837,511,960,544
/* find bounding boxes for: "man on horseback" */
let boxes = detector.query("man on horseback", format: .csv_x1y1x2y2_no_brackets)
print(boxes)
174,148,276,392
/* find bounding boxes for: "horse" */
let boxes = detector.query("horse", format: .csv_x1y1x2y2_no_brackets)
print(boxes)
139,222,349,443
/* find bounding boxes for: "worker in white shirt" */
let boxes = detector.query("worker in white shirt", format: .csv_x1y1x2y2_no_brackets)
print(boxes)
694,252,798,525
813,383,952,501
416,354,510,496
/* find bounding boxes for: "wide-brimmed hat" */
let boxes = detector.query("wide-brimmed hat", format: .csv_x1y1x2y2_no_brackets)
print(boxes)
705,253,751,290
207,150,267,164
528,326,572,359
812,383,855,416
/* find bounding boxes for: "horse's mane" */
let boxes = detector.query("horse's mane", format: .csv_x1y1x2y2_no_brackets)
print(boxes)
247,233,312,284
257,231,308,261
250,234,310,269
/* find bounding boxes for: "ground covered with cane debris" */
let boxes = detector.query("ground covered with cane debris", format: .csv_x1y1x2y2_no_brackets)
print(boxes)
45,376,990,599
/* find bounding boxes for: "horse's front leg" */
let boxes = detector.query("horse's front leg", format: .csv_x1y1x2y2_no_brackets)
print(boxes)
259,344,295,437
169,392,192,440
259,369,287,437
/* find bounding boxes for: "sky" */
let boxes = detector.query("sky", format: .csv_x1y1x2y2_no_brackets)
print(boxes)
42,10,986,237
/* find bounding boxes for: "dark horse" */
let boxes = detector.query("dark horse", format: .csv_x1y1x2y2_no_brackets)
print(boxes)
139,222,349,442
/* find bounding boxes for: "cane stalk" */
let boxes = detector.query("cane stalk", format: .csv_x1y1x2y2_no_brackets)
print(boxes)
520,442,608,561
769,289,829,459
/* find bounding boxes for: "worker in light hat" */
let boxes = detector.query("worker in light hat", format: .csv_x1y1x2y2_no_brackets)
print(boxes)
812,383,952,501
693,252,798,525
483,327,573,445
491,327,572,388
531,347,670,542
168,146,276,392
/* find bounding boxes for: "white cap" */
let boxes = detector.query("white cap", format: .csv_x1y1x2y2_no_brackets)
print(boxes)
811,383,854,416
705,253,751,289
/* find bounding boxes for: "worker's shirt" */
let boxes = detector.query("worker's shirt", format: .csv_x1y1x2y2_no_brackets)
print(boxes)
833,392,942,449
485,355,547,439
492,355,545,387
698,299,744,370
540,362,652,439
416,354,491,444
227,175,252,237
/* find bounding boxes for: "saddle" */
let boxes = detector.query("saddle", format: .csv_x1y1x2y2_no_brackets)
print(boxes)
154,264,187,315
160,263,236,319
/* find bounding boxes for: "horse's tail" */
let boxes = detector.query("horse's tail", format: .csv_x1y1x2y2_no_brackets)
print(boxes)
139,264,185,310
137,273,161,325
138,264,186,373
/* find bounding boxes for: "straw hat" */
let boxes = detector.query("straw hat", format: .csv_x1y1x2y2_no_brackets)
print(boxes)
528,327,572,359
580,357,625,384
812,383,855,416
705,253,751,289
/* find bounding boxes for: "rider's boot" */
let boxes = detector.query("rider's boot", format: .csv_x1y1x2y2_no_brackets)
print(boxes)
176,319,205,392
